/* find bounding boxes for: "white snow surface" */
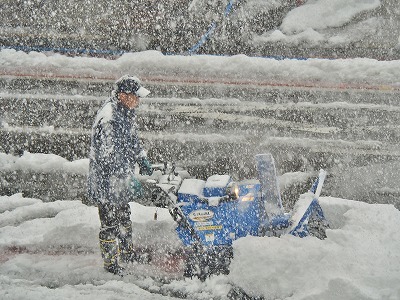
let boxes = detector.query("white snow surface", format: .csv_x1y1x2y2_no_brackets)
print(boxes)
0,152,89,175
1,49,400,89
281,0,381,34
1,193,400,299
252,0,398,48
231,197,400,300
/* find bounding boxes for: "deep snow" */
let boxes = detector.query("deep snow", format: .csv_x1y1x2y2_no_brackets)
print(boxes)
1,191,400,300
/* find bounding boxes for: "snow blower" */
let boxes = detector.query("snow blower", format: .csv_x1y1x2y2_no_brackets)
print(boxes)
140,153,329,280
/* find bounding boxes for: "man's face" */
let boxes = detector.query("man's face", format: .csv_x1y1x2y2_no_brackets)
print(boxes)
118,92,140,109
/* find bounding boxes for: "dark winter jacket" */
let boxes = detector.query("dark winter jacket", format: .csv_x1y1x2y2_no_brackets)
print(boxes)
87,92,147,205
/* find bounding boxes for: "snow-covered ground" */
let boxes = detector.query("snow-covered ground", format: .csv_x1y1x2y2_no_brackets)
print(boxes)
1,192,400,300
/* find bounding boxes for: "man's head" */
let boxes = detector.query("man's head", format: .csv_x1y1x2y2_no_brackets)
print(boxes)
114,75,150,109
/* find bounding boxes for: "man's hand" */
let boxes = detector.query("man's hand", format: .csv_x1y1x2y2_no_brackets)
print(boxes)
130,176,143,198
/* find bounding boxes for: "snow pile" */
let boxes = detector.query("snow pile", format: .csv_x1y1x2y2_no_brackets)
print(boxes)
230,197,400,299
252,0,399,48
2,49,400,88
0,152,88,175
1,193,400,299
281,0,380,34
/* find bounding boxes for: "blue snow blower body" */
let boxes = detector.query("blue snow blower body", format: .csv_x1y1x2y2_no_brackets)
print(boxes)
176,176,264,246
176,175,290,247
174,154,327,248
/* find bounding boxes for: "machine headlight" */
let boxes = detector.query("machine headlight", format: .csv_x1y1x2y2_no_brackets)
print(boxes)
226,182,239,200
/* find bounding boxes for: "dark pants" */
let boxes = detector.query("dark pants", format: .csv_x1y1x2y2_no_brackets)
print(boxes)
98,203,133,260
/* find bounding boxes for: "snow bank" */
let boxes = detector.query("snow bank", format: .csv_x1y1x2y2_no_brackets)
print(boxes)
229,197,400,299
0,152,88,175
1,49,400,88
281,0,381,34
1,193,400,299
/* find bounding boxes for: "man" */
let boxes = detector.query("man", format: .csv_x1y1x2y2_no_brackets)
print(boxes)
87,75,153,275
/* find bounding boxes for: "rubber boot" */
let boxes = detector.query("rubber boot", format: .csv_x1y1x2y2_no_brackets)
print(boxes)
99,236,124,275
